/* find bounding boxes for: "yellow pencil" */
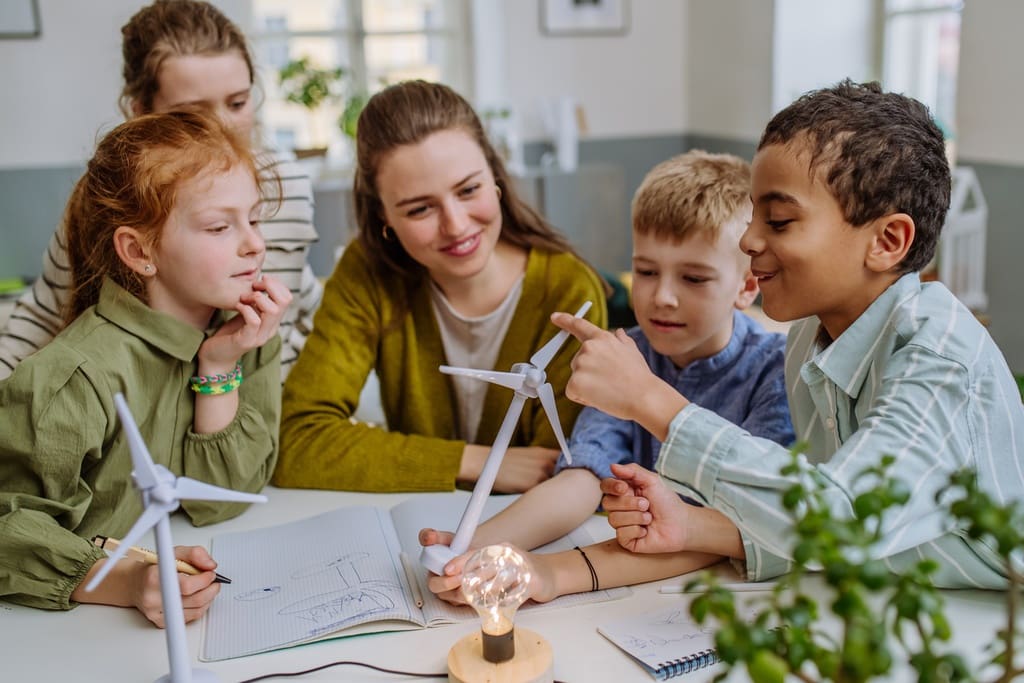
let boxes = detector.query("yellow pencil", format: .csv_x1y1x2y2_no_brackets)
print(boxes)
91,535,231,584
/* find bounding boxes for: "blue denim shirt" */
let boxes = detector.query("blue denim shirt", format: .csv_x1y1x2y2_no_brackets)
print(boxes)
556,309,793,481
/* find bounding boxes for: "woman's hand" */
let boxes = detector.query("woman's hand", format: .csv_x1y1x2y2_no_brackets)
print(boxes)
198,274,292,371
458,445,559,493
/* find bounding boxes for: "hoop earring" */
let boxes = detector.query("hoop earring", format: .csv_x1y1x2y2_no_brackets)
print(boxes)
381,225,394,241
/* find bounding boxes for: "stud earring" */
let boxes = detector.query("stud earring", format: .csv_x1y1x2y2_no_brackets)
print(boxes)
144,264,153,273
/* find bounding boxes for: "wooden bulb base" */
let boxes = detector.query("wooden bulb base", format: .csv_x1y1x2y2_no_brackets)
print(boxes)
448,627,553,683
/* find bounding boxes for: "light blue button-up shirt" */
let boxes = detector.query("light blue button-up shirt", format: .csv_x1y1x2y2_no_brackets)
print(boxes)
656,273,1024,588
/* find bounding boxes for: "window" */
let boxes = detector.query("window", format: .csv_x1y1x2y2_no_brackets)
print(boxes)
880,0,962,142
250,0,471,156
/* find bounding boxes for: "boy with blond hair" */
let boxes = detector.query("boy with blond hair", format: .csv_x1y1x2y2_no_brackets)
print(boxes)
558,81,1024,591
422,150,793,599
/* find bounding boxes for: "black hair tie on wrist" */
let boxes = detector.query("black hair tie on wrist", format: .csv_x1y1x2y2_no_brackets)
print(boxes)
574,545,599,592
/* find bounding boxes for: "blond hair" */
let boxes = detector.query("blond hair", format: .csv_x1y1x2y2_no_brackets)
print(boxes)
632,150,751,243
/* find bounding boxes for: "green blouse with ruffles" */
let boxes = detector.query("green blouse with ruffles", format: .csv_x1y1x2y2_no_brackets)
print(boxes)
0,279,280,610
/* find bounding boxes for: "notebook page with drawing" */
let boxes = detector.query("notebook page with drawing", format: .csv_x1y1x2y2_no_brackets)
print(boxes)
201,493,630,661
597,606,721,680
202,505,419,661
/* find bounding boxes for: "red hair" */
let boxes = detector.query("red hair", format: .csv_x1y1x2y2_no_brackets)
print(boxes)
63,110,266,324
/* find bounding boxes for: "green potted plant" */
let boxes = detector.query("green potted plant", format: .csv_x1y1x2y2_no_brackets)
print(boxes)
686,448,1023,682
338,91,369,142
277,56,346,158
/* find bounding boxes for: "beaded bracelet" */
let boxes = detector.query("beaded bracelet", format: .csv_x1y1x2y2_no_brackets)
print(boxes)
190,363,243,395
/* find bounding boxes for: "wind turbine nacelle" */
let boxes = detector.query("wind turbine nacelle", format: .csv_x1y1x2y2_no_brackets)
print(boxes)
511,363,544,389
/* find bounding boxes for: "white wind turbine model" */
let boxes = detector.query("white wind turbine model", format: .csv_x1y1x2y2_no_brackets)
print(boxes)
86,393,267,683
420,301,592,576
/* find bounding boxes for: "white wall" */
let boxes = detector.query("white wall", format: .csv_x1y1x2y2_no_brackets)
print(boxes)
494,0,687,142
772,0,875,113
0,0,248,170
0,1,125,168
5,2,1021,167
956,1,1024,166
684,0,774,143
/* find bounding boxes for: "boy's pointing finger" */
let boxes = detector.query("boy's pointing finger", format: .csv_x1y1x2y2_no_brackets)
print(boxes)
550,311,605,341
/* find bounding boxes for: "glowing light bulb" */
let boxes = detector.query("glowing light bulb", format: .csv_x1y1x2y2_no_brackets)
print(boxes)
461,544,531,663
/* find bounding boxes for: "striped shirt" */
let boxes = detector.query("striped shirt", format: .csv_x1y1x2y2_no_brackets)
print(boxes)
0,151,322,383
656,273,1024,588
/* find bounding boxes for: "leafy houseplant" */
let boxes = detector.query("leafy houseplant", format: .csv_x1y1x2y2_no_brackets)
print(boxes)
943,471,1024,682
687,447,1022,683
277,56,346,156
338,91,369,143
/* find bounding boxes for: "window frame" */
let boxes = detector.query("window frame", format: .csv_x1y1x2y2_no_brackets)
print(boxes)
873,0,962,134
248,0,474,151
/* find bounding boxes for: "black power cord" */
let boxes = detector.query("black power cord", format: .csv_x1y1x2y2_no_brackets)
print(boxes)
237,660,445,681
237,658,571,682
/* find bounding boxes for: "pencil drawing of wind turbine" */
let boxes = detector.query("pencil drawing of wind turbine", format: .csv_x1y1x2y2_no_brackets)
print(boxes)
86,393,267,683
420,301,592,575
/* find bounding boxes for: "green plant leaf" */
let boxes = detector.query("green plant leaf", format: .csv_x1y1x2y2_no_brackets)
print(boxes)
339,92,368,139
278,56,346,111
748,650,788,683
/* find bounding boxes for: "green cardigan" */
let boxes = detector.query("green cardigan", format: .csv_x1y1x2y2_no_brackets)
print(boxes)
276,241,608,492
0,279,280,610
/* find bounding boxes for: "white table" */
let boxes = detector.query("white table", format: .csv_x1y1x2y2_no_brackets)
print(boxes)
1,486,1014,682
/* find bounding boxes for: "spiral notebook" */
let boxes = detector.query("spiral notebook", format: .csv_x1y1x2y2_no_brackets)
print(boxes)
597,606,721,680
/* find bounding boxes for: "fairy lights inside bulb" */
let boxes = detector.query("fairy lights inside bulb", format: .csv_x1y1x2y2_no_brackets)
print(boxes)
461,544,531,663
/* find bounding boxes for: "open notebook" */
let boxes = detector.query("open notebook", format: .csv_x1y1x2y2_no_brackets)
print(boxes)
598,606,722,680
201,493,630,661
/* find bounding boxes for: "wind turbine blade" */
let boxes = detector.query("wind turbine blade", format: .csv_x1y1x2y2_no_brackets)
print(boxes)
85,504,164,591
440,366,526,392
537,382,572,465
174,477,268,504
529,301,593,370
114,393,160,491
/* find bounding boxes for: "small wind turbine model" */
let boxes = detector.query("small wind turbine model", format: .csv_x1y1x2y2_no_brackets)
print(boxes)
421,301,592,576
86,393,267,683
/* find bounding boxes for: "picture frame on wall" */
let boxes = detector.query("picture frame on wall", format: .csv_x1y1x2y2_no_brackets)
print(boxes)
540,0,630,37
0,0,40,39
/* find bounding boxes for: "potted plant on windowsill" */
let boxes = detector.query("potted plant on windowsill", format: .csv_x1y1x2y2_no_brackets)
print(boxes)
278,56,346,159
